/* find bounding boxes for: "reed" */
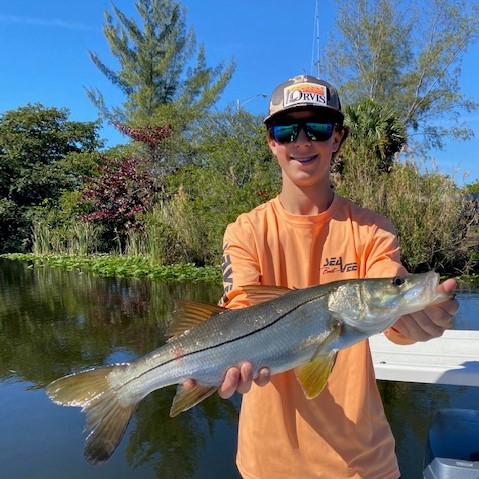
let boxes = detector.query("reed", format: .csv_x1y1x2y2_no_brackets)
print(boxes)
32,222,52,255
137,189,205,266
32,219,100,256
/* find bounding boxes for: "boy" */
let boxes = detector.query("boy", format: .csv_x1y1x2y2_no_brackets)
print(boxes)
216,75,458,478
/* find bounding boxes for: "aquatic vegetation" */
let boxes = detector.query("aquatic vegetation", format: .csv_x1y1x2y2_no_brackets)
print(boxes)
0,254,222,284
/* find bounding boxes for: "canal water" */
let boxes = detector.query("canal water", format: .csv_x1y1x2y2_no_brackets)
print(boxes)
0,258,478,479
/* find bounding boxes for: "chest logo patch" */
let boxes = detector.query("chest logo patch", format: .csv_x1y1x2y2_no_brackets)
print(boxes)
321,256,358,274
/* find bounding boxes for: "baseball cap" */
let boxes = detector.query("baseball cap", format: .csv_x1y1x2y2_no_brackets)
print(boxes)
264,75,344,124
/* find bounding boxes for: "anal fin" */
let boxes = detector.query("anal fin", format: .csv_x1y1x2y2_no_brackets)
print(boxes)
170,383,218,417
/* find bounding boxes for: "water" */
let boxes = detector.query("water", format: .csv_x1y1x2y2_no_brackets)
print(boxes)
0,259,478,479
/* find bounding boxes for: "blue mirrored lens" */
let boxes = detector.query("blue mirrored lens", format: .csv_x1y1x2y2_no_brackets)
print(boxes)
271,124,298,143
305,123,334,141
270,122,334,143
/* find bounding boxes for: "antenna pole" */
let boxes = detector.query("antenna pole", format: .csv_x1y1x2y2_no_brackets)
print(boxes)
311,0,320,76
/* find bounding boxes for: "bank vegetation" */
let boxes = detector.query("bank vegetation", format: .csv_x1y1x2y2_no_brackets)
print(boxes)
1,0,479,278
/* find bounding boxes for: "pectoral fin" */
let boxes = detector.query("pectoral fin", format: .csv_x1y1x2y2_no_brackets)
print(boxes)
295,317,342,399
309,318,343,363
170,383,218,417
295,351,338,399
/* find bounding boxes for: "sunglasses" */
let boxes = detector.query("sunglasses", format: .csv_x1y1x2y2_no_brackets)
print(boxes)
269,121,336,144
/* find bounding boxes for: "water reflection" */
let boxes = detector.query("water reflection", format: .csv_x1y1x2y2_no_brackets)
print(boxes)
0,258,478,479
0,258,241,479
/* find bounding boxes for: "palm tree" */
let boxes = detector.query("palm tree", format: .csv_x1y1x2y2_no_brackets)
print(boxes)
332,99,406,185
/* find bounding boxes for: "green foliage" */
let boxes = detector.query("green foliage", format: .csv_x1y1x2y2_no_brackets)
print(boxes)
164,110,281,264
31,191,103,256
462,181,479,195
323,0,479,150
121,110,280,266
124,193,207,265
333,99,407,183
84,0,237,241
384,163,471,273
331,0,411,105
0,198,29,252
334,99,476,274
4,2,476,277
0,104,103,252
87,0,234,126
2,253,222,284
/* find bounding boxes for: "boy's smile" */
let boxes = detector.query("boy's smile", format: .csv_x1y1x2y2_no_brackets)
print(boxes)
291,154,317,164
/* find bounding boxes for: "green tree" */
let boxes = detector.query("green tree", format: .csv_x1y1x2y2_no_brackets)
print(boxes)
86,0,234,128
333,99,407,213
0,104,103,252
331,99,475,274
462,180,479,195
333,99,407,181
323,0,479,150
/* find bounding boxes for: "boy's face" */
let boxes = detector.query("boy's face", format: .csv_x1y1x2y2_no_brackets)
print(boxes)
267,110,344,190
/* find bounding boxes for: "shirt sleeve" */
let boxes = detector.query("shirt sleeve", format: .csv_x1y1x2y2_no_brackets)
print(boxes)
363,216,407,279
219,219,260,310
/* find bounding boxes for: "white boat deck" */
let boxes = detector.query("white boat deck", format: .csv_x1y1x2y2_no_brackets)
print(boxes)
370,330,479,387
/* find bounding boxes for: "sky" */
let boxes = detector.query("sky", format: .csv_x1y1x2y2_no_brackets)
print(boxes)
1,0,478,185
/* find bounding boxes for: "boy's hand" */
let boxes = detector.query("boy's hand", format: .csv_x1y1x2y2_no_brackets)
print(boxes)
182,363,271,399
217,363,271,398
391,278,458,341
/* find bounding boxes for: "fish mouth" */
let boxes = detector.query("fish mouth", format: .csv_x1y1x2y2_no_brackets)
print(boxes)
402,271,440,305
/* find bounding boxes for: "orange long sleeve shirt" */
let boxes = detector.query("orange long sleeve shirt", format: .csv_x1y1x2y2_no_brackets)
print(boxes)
220,194,407,479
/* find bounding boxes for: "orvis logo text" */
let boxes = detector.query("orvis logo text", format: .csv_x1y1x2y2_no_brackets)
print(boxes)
284,83,327,107
321,256,358,274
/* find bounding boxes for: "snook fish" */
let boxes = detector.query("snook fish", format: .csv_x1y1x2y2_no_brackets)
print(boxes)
46,271,451,464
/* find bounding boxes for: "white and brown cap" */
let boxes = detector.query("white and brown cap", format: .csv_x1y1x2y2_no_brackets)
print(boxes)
264,75,344,124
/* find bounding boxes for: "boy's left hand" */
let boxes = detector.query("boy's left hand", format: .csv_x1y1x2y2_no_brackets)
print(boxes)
391,278,459,341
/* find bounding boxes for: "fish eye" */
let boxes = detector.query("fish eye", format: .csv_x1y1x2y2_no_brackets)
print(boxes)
391,277,404,286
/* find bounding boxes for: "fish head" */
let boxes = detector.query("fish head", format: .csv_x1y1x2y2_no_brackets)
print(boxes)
327,271,451,334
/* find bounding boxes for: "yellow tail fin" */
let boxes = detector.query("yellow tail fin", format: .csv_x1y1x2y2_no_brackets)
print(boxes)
45,364,138,464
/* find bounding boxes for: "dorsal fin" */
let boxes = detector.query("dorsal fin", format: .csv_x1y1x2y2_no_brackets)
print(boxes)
165,300,226,340
240,285,292,306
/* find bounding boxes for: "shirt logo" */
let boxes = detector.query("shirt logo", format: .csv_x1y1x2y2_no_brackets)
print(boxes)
321,256,358,274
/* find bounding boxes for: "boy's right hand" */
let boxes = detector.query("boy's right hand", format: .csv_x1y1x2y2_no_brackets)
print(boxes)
218,363,271,398
183,363,271,399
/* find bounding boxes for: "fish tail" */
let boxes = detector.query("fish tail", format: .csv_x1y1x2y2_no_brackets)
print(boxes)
45,364,138,464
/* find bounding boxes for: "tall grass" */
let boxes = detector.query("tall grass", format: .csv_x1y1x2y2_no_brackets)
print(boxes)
32,220,100,256
126,188,207,265
334,154,478,274
32,222,51,255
